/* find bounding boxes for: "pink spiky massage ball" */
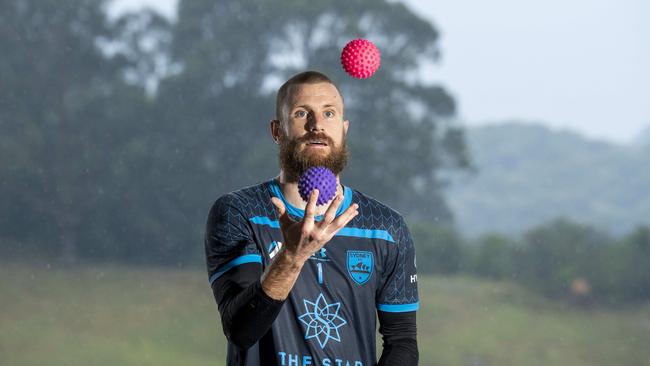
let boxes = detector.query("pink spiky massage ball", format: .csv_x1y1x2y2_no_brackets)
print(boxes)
341,38,381,79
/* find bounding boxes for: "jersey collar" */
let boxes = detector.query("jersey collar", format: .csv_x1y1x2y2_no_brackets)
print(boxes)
267,178,353,220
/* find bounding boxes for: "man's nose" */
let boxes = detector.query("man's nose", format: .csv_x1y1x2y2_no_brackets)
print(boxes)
306,112,325,131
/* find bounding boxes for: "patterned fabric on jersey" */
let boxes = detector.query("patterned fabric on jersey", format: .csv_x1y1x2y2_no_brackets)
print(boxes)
205,178,419,366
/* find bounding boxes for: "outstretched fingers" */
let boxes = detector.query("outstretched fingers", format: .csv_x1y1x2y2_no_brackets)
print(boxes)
271,197,291,227
320,194,343,227
302,189,319,232
325,203,359,237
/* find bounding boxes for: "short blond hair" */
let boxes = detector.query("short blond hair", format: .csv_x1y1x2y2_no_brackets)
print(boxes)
275,71,341,122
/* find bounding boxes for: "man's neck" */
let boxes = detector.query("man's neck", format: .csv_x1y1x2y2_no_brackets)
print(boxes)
276,170,344,216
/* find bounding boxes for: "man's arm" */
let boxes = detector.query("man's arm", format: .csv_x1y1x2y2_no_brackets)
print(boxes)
211,240,313,350
211,247,309,350
377,311,418,365
375,215,420,365
211,264,285,350
205,192,282,350
207,190,358,350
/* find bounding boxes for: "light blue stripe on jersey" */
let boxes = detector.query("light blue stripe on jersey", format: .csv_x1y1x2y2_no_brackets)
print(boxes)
249,216,395,243
250,216,280,228
337,227,395,242
209,254,262,285
377,302,419,312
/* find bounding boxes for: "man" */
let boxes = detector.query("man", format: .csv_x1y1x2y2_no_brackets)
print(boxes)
205,71,419,366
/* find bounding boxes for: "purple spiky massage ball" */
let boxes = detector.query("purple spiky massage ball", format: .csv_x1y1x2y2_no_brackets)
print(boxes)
298,166,337,206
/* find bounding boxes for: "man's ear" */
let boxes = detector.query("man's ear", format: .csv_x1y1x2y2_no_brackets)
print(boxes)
343,119,350,136
270,119,281,144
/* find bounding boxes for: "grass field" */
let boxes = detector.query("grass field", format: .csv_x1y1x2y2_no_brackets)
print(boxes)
1,263,649,366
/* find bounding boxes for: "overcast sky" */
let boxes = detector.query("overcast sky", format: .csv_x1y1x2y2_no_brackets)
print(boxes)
111,0,650,143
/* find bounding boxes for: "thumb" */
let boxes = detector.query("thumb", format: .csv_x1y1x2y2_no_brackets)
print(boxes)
271,197,287,220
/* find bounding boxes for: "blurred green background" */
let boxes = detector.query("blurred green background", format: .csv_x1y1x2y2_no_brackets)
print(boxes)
1,0,648,365
2,264,649,366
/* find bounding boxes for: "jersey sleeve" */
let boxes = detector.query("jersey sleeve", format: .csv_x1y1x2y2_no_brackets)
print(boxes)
205,193,263,286
376,215,419,313
204,193,286,350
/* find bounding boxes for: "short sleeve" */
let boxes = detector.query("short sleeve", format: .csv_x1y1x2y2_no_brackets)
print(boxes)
204,194,262,286
376,216,419,312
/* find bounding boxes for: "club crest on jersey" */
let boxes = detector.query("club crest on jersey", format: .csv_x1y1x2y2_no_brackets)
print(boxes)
346,250,373,285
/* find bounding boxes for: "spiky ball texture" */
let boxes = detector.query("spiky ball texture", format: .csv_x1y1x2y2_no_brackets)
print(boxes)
298,166,337,206
341,38,381,79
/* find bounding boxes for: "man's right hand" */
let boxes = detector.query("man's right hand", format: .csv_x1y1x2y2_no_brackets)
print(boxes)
271,189,359,264
261,189,358,300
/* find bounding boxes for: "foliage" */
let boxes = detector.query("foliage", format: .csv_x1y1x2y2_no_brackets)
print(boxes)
514,218,611,300
469,233,515,280
0,0,467,264
411,223,464,275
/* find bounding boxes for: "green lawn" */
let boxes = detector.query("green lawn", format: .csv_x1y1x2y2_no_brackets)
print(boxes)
1,263,648,366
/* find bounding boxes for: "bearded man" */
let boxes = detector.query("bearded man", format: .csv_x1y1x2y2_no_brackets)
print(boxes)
205,71,419,366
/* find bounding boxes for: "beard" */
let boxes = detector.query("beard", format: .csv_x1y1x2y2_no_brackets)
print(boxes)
278,131,349,183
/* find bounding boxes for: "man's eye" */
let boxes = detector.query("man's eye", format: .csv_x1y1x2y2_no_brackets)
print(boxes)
295,111,307,118
324,111,335,118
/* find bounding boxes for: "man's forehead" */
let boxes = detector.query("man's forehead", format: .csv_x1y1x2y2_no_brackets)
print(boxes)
288,82,343,107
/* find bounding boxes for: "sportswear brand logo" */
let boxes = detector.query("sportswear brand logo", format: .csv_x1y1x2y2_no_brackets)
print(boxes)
346,250,373,285
268,241,282,259
309,247,330,262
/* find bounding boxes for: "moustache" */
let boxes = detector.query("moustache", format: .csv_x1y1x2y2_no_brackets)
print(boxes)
295,133,335,146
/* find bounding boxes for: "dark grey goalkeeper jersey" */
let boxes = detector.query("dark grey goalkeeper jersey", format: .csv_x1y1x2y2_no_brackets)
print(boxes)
205,178,419,366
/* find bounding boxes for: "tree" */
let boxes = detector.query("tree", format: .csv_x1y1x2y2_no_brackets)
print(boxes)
612,225,650,303
516,218,610,300
0,0,166,262
156,0,469,225
471,233,515,280
411,223,463,274
1,0,470,265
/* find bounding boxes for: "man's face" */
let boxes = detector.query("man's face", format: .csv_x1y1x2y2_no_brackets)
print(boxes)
273,82,350,182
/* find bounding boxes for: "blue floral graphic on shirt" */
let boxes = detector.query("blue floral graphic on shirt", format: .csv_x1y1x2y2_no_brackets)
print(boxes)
298,293,347,348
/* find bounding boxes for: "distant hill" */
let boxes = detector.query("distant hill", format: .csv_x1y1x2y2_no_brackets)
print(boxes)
446,122,650,237
634,126,650,148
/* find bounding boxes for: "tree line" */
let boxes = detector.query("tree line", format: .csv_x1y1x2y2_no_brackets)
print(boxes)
5,1,642,309
0,0,468,264
413,218,650,307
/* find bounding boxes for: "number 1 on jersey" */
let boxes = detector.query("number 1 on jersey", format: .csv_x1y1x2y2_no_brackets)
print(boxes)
317,262,323,284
